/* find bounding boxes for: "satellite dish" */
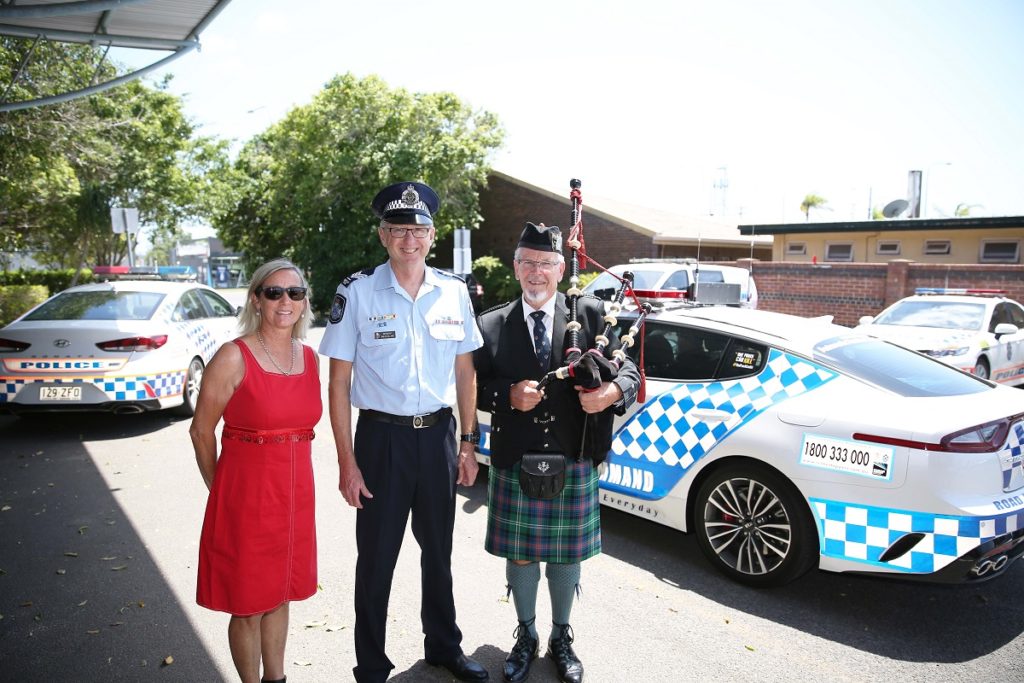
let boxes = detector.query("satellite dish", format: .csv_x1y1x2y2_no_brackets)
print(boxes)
882,199,910,218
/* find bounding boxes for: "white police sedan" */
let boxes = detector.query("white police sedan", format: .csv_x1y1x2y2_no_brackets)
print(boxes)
476,305,1024,586
856,288,1024,387
0,280,239,416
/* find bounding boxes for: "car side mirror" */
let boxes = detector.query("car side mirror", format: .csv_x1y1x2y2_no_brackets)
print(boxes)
234,306,243,317
993,323,1018,338
858,315,874,325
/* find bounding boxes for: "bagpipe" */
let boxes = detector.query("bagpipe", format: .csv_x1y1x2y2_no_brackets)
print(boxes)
536,178,652,396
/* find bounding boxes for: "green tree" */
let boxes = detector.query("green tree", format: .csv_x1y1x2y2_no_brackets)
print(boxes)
215,73,505,314
799,194,829,221
0,38,230,269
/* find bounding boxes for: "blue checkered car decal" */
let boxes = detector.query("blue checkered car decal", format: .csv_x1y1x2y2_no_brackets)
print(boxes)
604,349,838,500
0,371,185,403
811,498,1024,573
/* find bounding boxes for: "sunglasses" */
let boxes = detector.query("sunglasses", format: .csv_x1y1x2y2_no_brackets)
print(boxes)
257,286,307,301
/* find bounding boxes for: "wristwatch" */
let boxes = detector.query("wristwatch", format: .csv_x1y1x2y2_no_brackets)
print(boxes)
460,430,481,445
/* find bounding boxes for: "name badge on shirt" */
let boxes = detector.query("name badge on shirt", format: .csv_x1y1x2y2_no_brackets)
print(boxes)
374,331,396,340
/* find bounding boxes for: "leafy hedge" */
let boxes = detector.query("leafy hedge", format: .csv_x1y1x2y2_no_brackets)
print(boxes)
0,285,49,327
0,269,93,291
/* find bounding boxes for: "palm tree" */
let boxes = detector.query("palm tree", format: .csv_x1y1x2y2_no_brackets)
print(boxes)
800,194,829,221
954,202,982,217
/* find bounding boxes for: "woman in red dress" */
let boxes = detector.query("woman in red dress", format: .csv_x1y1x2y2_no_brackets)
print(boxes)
191,259,322,683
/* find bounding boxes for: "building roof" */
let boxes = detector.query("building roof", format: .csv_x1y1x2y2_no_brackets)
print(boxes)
0,0,234,112
738,215,1024,236
490,171,770,248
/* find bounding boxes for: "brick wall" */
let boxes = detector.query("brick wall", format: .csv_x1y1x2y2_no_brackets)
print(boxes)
472,174,655,270
728,259,1024,326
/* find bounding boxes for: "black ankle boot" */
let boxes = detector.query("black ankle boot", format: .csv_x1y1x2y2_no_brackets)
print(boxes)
547,623,583,683
503,618,538,682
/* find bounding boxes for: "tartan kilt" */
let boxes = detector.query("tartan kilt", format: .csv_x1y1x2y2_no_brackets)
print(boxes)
485,459,601,563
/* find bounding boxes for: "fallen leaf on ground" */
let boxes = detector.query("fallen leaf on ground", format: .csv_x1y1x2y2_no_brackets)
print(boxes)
87,629,100,635
100,556,117,561
110,621,124,627
294,661,312,667
78,526,88,534
56,569,66,575
78,601,88,607
137,601,145,608
304,620,327,628
20,601,33,607
162,656,174,667
63,552,78,558
111,565,128,571
2,506,11,512
325,624,347,632
744,645,755,652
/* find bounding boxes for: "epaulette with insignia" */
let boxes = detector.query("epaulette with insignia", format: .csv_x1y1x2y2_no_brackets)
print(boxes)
341,266,376,288
433,268,465,283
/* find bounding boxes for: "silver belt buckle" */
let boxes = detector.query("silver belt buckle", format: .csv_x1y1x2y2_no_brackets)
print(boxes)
412,414,426,428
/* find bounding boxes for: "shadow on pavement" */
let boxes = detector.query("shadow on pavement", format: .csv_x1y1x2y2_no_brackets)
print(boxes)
0,414,220,681
598,503,1024,664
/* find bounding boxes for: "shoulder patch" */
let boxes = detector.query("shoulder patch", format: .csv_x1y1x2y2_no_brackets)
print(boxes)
329,293,347,324
341,266,376,288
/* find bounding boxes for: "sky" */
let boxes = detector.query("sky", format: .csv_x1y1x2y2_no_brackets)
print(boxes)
119,0,1024,227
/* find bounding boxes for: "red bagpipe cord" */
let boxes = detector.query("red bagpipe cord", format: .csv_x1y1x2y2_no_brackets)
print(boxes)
570,188,647,403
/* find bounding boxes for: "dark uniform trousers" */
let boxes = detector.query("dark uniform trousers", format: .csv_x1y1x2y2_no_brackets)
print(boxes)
352,412,462,683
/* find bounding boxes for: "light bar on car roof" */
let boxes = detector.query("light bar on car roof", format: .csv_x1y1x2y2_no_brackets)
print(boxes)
631,289,690,300
914,287,1008,296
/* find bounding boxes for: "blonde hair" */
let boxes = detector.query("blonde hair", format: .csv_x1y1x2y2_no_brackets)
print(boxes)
237,259,312,339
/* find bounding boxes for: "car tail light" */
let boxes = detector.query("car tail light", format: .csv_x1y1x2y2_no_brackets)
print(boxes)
939,417,1012,453
0,338,30,352
854,413,1020,454
96,335,168,352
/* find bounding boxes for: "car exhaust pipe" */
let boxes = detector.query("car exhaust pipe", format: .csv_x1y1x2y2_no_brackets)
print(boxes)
972,554,1008,577
113,405,145,415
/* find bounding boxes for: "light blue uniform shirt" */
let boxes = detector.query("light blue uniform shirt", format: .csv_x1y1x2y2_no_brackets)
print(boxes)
319,262,483,415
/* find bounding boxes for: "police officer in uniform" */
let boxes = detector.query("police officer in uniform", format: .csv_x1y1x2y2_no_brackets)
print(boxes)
319,181,488,683
474,223,640,683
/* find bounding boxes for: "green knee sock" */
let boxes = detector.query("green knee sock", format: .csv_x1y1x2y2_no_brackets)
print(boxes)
546,561,581,639
506,560,540,638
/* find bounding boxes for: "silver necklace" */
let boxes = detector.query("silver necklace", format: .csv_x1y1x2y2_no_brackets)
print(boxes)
256,330,296,375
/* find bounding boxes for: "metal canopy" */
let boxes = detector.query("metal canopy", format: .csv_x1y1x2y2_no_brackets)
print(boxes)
0,0,234,112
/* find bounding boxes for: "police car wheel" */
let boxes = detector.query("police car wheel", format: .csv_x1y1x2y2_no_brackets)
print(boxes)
694,464,818,587
173,357,204,417
973,357,990,381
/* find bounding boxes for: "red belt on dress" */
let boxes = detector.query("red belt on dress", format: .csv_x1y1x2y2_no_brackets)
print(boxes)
222,427,316,445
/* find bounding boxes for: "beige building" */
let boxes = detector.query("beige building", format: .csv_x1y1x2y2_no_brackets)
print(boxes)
738,216,1024,264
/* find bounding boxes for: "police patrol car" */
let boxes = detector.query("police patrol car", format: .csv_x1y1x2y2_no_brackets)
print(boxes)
856,288,1024,387
0,280,239,415
476,305,1024,586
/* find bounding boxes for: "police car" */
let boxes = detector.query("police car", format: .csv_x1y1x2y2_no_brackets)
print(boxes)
476,305,1024,586
583,261,758,309
0,280,239,416
855,288,1024,386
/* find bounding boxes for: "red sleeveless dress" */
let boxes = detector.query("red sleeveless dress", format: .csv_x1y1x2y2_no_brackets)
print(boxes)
197,341,322,616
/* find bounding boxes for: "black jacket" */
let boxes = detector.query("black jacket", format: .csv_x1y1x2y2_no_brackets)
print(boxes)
475,293,640,469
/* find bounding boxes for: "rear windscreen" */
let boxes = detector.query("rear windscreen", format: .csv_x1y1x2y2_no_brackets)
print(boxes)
24,291,166,321
813,335,989,397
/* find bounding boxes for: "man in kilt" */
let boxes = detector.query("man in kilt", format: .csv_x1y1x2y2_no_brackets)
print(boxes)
474,222,640,683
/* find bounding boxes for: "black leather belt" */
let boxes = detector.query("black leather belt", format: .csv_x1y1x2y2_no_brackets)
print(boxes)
360,407,452,429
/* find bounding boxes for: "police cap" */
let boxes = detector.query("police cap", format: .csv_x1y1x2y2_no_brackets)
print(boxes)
371,181,439,225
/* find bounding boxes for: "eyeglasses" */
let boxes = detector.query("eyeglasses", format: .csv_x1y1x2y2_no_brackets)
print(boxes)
386,226,431,239
515,258,560,271
257,286,307,301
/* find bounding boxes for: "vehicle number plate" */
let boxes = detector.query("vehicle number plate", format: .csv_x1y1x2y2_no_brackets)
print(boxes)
39,386,82,401
799,434,894,481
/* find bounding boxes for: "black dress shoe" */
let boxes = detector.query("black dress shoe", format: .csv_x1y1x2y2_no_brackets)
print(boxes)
503,620,539,682
547,624,583,683
427,653,490,682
